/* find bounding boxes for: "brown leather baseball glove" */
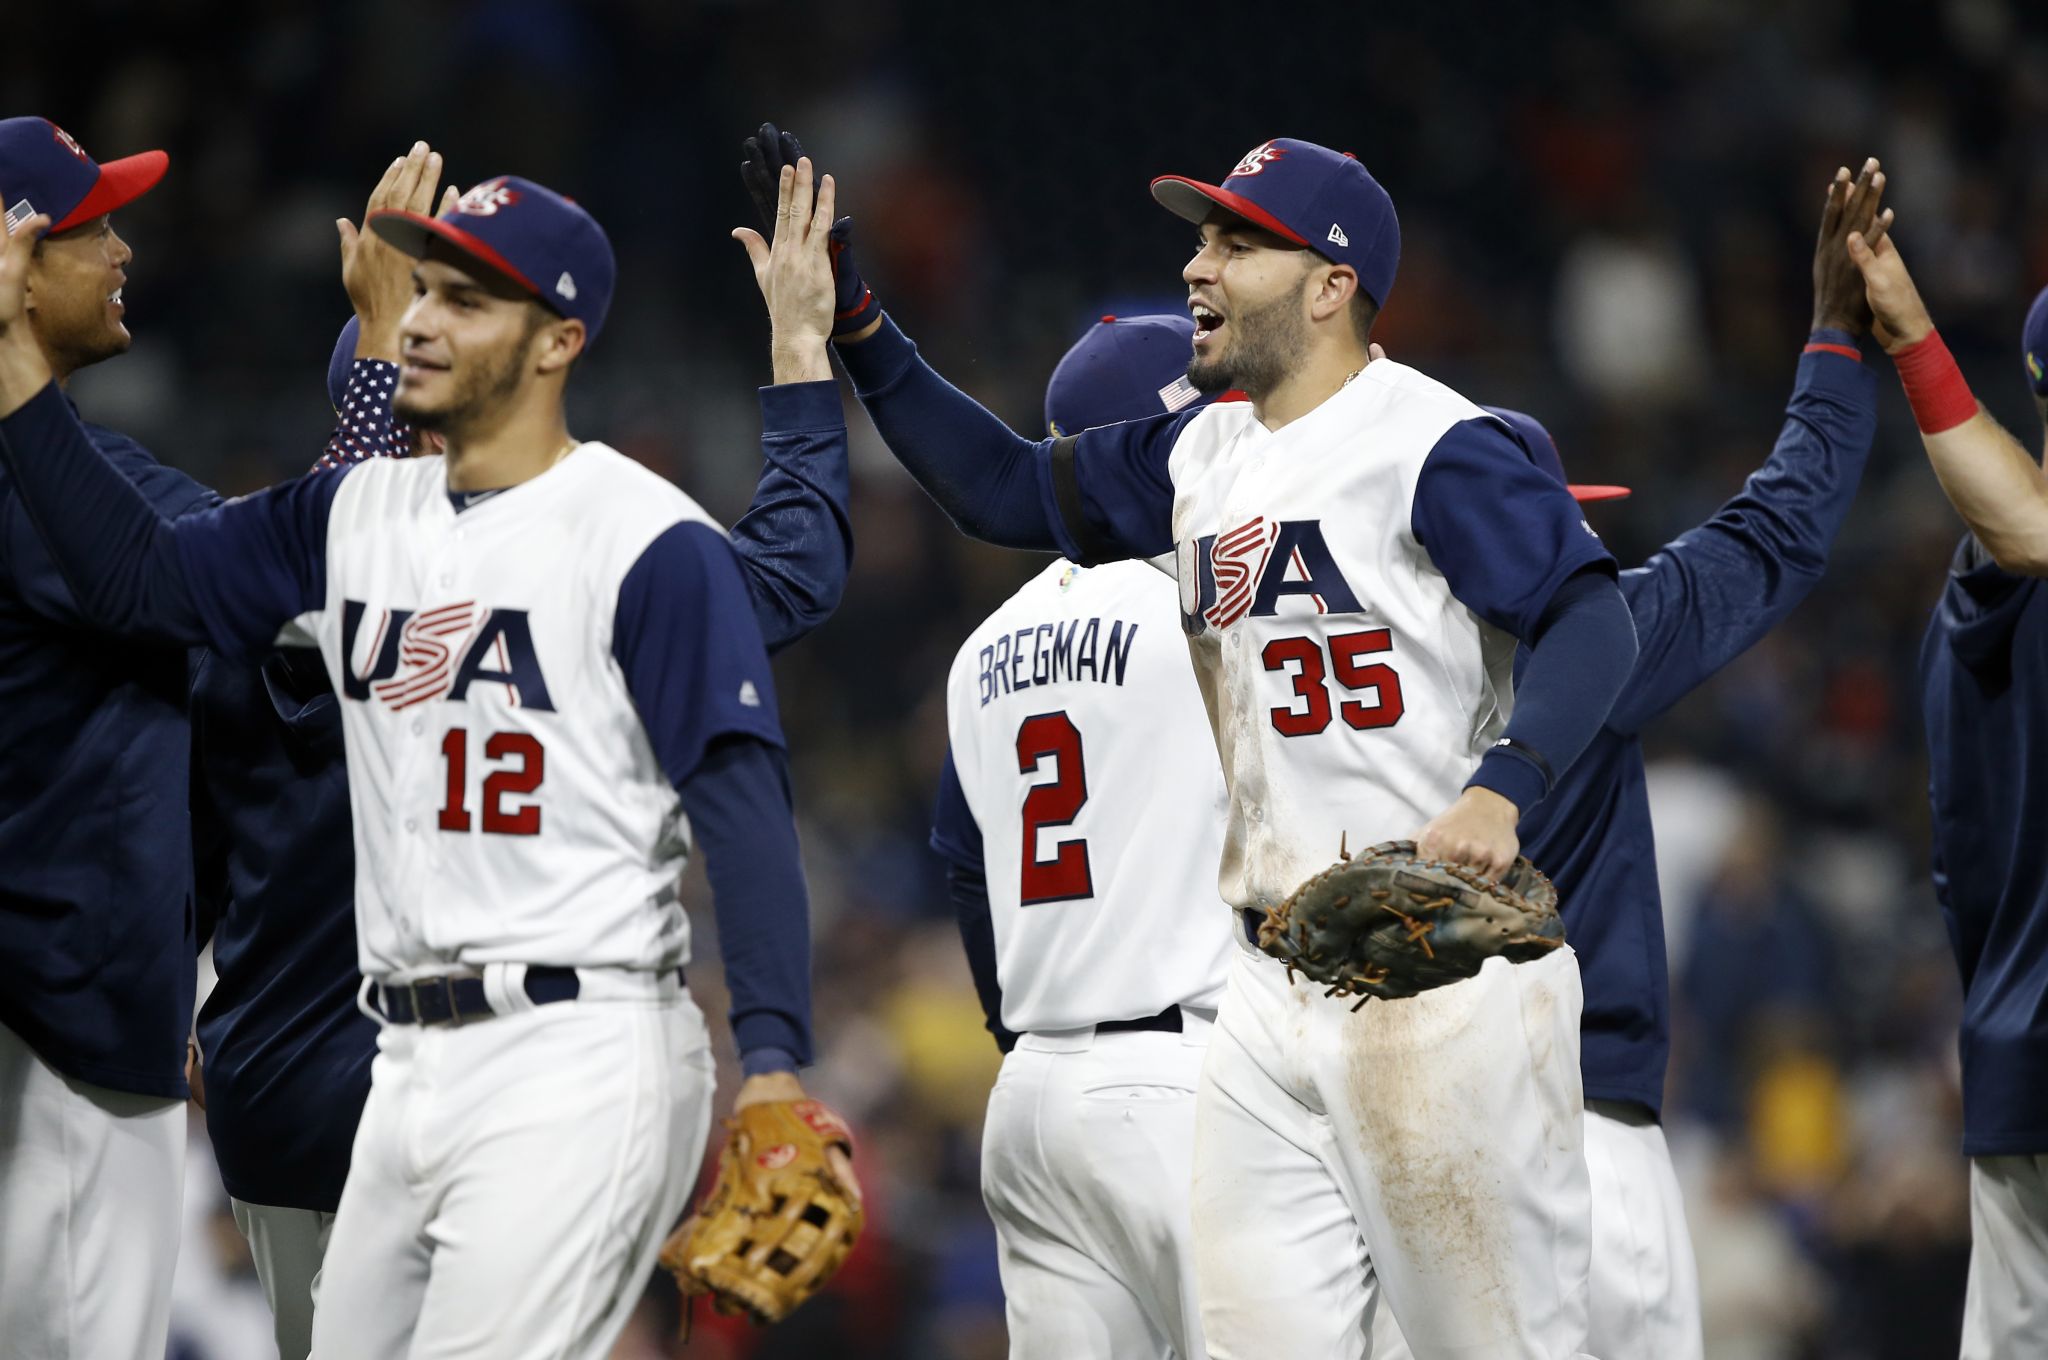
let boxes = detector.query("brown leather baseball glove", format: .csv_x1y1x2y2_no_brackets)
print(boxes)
659,1098,862,1325
1258,837,1565,1005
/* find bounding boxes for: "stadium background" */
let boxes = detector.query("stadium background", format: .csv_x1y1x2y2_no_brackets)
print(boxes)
12,1,2048,1355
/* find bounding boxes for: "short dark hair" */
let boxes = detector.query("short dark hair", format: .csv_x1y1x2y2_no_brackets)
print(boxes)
1349,291,1378,344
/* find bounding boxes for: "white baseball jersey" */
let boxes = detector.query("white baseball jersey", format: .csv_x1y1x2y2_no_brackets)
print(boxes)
1054,359,1612,916
193,442,787,984
937,559,1233,1034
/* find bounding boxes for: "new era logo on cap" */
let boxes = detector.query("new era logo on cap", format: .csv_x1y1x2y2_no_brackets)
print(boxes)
556,272,577,301
1327,223,1348,247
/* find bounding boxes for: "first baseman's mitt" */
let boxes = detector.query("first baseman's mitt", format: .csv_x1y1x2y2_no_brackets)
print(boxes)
1257,837,1565,1006
659,1098,863,1325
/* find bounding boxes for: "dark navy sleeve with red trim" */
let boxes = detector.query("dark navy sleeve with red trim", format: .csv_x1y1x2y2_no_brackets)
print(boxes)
1609,331,1877,732
612,521,811,1069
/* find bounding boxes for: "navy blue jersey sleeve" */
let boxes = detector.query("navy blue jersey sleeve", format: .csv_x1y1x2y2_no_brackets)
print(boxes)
731,381,853,654
1468,567,1637,810
612,520,787,783
0,382,337,652
614,521,810,1064
930,748,1013,1052
1608,336,1878,734
836,314,1193,561
1411,416,1618,639
677,735,814,1067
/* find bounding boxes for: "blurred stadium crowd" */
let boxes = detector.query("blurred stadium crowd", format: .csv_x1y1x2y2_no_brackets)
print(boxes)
13,0,2048,1356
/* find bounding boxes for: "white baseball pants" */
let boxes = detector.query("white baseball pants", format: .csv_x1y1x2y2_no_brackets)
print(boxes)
1191,943,1594,1360
0,1018,186,1360
981,1018,1212,1360
232,1198,335,1359
309,974,713,1360
1374,1103,1700,1359
1961,1153,2048,1359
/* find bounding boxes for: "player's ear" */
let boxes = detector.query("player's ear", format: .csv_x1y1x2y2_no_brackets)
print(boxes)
534,316,587,376
1306,262,1357,327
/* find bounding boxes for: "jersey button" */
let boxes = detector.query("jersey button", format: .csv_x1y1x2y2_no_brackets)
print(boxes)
411,720,424,736
439,573,453,587
405,818,418,833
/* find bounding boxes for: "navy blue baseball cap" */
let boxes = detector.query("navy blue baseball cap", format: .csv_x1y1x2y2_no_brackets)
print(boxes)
328,316,361,412
1152,138,1401,309
1483,406,1631,504
2023,284,2048,396
1045,314,1224,435
0,117,167,237
368,176,615,342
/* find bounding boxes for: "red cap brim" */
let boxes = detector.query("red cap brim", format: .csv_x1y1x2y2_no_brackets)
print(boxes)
1151,176,1310,248
367,209,544,300
51,150,168,234
1568,484,1632,503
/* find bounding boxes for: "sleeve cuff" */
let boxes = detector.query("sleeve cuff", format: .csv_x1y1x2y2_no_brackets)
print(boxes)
1803,327,1864,362
734,1011,811,1068
757,380,845,434
1466,745,1550,814
833,312,918,396
740,1045,800,1077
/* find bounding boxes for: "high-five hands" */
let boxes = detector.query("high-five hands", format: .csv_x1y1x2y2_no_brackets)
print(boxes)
1812,157,1892,338
340,141,457,361
732,155,840,384
739,123,881,342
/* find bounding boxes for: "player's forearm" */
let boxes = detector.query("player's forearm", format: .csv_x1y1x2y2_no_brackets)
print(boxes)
1468,569,1637,812
0,382,210,643
678,736,815,1070
734,382,852,653
835,313,1061,550
771,335,833,387
1921,413,2048,574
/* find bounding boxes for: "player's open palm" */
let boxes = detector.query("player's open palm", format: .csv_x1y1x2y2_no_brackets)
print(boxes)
733,157,838,359
1847,219,1934,354
340,140,455,357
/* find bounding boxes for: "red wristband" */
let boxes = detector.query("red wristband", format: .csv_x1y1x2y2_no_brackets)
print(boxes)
1893,330,1979,435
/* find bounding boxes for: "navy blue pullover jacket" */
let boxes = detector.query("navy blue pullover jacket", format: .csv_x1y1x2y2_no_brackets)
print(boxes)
1922,536,2048,1155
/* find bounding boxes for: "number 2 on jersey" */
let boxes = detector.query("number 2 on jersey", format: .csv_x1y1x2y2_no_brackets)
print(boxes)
1016,710,1093,905
438,727,546,835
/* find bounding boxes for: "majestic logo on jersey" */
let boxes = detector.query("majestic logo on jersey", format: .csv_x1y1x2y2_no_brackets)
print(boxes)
1228,141,1284,179
455,179,520,216
1179,519,1363,636
341,599,556,712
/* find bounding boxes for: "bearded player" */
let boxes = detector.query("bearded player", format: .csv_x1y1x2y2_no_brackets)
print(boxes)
0,161,857,1358
931,312,1230,1359
772,130,1638,1357
1849,222,2048,1357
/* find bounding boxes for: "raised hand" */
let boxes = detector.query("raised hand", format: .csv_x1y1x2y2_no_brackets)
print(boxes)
740,124,880,340
1846,215,1933,354
0,197,55,411
340,141,452,360
732,156,839,384
1813,157,1893,337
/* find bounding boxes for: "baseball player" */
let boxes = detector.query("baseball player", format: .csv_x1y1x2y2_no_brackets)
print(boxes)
0,114,245,1359
1854,235,2048,1354
789,132,1641,1357
0,159,856,1359
1370,159,1887,1360
193,293,855,1358
932,312,1230,1359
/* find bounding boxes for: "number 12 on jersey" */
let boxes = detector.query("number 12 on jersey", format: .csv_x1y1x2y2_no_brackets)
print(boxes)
1015,710,1093,905
439,727,546,836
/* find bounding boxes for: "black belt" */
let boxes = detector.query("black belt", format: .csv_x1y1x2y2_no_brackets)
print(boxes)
1242,908,1262,945
375,965,582,1025
1097,1004,1185,1035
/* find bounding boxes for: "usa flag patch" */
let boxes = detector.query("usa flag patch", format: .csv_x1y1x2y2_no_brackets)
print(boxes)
1158,375,1202,413
4,198,37,235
